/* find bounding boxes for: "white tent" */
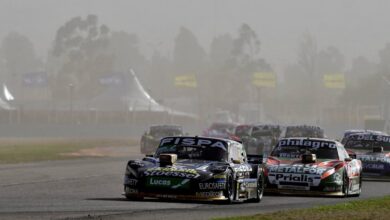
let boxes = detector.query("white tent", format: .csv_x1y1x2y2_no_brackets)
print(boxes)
0,84,15,110
87,69,197,118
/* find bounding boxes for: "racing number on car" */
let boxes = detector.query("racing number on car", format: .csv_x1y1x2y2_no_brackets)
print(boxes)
347,161,359,177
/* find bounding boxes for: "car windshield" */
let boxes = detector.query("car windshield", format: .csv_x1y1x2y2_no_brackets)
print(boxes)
209,123,236,134
271,140,339,159
150,128,182,138
285,127,324,138
235,126,251,137
344,140,390,153
155,145,228,162
252,131,273,139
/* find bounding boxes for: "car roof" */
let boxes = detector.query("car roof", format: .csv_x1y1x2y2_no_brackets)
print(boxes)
159,136,241,146
279,137,338,144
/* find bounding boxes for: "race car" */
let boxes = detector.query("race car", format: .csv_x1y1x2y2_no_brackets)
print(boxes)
284,125,325,138
344,133,390,180
264,137,362,197
240,124,281,155
203,122,240,141
124,136,265,203
341,129,387,145
140,125,184,154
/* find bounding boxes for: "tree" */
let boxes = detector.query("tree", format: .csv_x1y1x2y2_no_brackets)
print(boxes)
0,32,42,97
209,34,234,70
228,23,271,73
173,27,206,74
297,33,317,77
231,24,260,66
1,32,42,77
109,31,146,72
50,14,113,99
317,46,345,75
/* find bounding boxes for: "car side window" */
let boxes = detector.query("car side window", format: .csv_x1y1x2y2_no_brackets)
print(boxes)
229,144,240,163
232,143,246,163
238,144,247,163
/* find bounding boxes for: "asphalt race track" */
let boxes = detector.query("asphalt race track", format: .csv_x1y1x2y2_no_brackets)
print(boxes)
1,151,390,220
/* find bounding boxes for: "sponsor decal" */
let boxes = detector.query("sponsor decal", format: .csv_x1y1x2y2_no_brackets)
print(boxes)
352,134,390,143
278,139,336,149
267,164,324,186
146,177,191,189
233,165,252,172
199,182,226,190
213,174,227,179
148,178,171,186
268,164,327,175
126,178,138,186
279,153,300,158
275,173,315,183
195,191,223,197
358,155,390,163
240,181,257,188
363,163,385,170
144,167,200,179
159,137,227,151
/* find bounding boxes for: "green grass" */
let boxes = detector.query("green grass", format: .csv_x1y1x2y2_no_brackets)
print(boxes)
0,138,138,164
215,196,390,220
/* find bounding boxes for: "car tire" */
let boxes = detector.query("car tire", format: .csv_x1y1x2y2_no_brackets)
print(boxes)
251,171,264,203
222,169,235,204
342,171,350,197
351,175,362,197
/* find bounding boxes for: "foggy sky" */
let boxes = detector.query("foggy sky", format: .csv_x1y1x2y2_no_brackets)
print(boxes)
1,0,390,69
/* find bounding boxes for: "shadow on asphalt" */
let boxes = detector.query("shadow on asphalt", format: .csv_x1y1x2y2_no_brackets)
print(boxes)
85,197,250,205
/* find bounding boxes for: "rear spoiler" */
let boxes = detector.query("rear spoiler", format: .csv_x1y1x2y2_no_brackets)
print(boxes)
247,154,263,164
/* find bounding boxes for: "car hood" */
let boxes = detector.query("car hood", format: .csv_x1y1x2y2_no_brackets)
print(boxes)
141,159,228,180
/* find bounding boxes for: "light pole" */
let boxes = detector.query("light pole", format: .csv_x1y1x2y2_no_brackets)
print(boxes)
68,83,74,123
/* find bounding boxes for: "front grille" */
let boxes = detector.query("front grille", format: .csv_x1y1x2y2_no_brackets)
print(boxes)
279,181,309,187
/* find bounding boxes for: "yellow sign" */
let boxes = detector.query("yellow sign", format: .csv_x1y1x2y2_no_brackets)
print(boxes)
323,74,345,89
252,72,276,88
174,74,197,88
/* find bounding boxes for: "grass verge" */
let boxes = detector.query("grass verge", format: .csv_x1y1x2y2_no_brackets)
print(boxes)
0,138,138,164
215,195,390,220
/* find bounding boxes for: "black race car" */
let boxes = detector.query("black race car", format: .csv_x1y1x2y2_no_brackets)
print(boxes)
140,125,183,154
124,136,265,203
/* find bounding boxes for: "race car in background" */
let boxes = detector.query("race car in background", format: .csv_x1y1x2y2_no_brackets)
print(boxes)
239,124,282,156
124,136,265,203
341,129,387,145
284,125,325,138
234,124,252,140
264,137,362,196
140,125,184,154
344,133,390,180
203,122,240,141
